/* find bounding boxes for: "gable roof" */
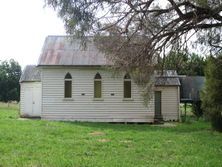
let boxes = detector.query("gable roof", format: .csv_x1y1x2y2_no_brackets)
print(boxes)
38,36,112,66
19,65,41,83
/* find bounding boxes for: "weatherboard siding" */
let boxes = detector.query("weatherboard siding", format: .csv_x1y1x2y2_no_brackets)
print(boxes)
20,83,27,115
41,67,154,122
155,86,180,121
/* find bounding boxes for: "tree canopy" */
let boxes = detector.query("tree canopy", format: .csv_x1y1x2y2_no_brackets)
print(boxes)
46,0,222,73
163,52,206,76
0,59,21,102
201,55,222,131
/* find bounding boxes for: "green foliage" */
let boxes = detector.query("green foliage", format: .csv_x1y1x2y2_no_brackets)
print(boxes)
195,0,208,7
0,59,21,102
211,111,222,132
201,55,222,132
164,52,206,76
163,52,188,75
0,105,222,166
187,53,206,76
192,101,203,118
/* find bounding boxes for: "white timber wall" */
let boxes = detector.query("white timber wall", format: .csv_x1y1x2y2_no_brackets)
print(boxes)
41,67,154,122
20,82,42,117
155,86,180,121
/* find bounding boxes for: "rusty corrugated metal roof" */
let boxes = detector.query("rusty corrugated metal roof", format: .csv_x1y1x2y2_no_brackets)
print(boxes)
38,36,112,66
20,65,41,83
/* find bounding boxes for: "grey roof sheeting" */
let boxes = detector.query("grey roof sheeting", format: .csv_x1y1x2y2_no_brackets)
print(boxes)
154,70,178,77
38,36,112,66
154,70,180,86
20,65,41,82
180,76,205,101
155,77,180,86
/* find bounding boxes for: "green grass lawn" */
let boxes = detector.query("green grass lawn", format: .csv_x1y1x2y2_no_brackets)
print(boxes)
0,104,222,167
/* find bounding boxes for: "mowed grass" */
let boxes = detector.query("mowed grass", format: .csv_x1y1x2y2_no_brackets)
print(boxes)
0,104,222,167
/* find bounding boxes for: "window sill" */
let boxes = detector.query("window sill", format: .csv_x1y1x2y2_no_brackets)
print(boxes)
93,98,104,101
63,98,74,101
123,98,134,101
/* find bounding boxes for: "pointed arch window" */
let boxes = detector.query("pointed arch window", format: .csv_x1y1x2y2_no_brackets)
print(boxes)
124,73,131,98
94,73,102,98
64,73,72,98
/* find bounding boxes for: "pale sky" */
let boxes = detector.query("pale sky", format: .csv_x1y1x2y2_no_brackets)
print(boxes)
0,0,66,69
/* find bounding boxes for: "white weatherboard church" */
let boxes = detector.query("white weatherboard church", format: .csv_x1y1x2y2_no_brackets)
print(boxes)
20,36,181,122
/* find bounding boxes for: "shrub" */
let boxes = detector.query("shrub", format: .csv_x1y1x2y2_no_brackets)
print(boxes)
192,101,203,118
211,110,222,132
201,55,222,132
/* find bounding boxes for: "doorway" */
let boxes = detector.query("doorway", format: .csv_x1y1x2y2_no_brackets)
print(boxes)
23,85,41,117
154,91,163,122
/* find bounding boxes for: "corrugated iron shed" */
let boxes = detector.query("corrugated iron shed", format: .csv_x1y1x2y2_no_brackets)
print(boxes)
38,36,112,66
20,65,41,82
180,76,205,101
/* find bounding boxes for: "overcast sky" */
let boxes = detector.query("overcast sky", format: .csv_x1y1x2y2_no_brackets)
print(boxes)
0,0,66,69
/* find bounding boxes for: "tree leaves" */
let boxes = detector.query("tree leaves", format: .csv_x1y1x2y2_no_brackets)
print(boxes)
164,52,206,76
201,54,222,131
0,59,21,102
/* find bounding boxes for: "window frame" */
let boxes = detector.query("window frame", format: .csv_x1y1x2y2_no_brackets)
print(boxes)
64,73,72,99
123,73,133,100
94,73,103,100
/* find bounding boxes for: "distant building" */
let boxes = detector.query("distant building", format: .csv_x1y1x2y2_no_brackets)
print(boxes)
180,76,205,103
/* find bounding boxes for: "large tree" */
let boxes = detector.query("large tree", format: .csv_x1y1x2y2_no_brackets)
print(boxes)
164,52,206,76
201,55,222,131
0,59,21,102
45,0,221,80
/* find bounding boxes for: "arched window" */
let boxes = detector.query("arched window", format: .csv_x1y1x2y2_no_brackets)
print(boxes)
64,73,72,98
124,73,131,98
94,73,102,98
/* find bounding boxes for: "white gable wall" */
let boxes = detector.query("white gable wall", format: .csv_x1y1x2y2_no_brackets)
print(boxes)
155,86,180,121
41,67,155,122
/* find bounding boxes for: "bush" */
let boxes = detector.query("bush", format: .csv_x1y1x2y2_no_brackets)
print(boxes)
192,101,203,118
211,111,222,132
201,55,222,132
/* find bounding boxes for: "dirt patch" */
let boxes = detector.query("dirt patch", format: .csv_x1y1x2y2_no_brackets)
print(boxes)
17,118,29,121
120,140,132,143
97,139,110,143
89,131,105,136
18,117,40,121
152,122,177,127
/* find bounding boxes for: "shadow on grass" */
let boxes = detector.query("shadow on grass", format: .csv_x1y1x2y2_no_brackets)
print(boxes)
60,119,211,134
